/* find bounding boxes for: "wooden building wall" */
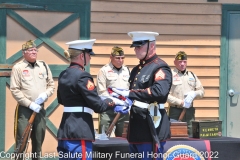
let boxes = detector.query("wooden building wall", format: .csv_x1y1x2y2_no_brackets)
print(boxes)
90,0,240,129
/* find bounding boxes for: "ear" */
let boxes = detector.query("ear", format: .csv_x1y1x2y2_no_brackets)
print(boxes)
110,55,113,59
150,42,155,49
174,59,177,65
79,53,84,59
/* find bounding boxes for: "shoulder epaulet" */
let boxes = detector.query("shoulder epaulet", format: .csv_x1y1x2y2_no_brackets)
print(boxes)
104,64,109,67
15,61,23,65
124,66,130,74
171,68,177,74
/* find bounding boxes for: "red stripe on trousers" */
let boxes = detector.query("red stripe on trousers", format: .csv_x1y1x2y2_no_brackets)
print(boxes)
154,143,158,160
81,140,86,160
204,140,212,160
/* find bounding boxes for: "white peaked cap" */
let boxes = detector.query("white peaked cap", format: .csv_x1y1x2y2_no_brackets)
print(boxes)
66,39,96,50
128,31,159,41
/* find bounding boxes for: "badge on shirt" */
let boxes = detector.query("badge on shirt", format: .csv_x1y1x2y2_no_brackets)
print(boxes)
107,70,116,77
189,77,195,82
155,69,165,81
22,70,30,77
108,70,114,73
173,74,181,81
86,80,95,91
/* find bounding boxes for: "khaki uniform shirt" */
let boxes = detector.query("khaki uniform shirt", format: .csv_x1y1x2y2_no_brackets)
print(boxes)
97,63,130,97
167,68,204,106
10,59,55,107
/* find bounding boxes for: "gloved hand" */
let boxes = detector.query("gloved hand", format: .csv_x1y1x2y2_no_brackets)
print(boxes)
114,106,129,114
35,92,48,105
100,96,125,106
184,91,196,104
99,96,107,100
29,102,42,113
183,101,191,108
112,88,130,97
110,97,125,106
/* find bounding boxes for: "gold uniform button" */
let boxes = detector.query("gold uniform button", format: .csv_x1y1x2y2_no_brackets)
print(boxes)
138,72,140,74
134,84,136,86
139,66,142,69
135,78,137,80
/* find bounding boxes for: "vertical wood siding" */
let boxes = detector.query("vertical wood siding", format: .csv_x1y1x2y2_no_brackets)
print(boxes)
90,0,236,129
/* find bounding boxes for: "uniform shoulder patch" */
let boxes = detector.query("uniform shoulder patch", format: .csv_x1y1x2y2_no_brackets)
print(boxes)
155,69,165,81
86,80,95,90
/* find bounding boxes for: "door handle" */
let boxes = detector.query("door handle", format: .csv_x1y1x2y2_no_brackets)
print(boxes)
228,89,240,97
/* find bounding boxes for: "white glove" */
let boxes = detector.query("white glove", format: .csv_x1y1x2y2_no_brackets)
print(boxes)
99,96,125,106
99,96,107,100
110,97,125,106
112,88,130,97
184,91,196,104
35,92,48,105
29,102,42,113
183,101,191,108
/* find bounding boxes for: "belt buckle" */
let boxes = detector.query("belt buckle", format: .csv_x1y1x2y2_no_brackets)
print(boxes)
132,100,137,106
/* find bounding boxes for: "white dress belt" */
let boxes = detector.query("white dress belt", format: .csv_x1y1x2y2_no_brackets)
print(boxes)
64,106,93,115
133,100,164,109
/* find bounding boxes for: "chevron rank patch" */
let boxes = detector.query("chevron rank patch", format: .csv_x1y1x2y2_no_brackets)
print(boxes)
86,80,95,90
155,69,165,81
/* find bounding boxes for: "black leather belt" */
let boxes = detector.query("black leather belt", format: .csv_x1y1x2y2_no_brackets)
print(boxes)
170,105,182,108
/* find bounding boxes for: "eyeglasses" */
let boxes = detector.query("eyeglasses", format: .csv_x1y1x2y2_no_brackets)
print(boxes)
114,57,125,60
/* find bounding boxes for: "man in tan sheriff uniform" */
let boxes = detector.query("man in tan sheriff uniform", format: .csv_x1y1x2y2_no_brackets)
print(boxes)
167,51,204,137
97,46,130,137
10,40,55,160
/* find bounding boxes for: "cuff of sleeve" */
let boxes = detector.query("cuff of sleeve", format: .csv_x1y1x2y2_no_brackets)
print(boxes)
176,99,183,106
45,92,50,98
25,100,32,108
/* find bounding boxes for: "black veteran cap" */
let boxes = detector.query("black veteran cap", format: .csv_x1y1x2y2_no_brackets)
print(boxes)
22,40,36,51
111,46,124,56
128,31,159,48
66,39,96,55
175,51,187,60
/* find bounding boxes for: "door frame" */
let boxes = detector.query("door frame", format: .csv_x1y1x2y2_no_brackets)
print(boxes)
0,0,91,153
220,4,240,136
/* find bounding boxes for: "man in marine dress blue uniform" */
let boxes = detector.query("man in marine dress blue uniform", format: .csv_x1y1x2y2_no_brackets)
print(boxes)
57,39,125,160
112,31,172,160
